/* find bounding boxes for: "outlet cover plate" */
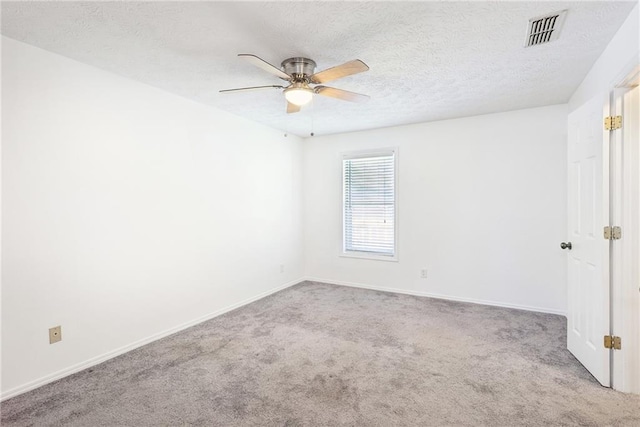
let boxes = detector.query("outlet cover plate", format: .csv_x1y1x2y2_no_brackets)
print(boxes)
49,326,62,344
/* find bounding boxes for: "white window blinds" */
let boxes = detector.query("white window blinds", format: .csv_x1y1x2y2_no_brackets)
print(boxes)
343,151,396,257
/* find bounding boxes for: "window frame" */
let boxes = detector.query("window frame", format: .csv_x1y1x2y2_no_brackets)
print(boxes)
340,148,399,262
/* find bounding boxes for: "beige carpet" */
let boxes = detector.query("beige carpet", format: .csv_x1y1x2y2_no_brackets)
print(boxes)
2,281,639,426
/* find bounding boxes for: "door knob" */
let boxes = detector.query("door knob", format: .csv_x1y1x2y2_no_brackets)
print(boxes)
560,242,572,250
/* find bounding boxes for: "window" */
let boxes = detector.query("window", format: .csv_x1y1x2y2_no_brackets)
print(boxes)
342,150,397,260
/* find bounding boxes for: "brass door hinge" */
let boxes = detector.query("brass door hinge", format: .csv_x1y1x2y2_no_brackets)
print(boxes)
604,115,622,131
604,335,622,350
604,226,622,240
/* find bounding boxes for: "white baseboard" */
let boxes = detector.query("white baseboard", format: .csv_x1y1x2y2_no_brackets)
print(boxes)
2,276,565,400
304,276,567,317
0,277,304,401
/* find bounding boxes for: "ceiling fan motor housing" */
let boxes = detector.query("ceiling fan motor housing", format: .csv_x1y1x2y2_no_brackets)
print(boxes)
281,57,316,81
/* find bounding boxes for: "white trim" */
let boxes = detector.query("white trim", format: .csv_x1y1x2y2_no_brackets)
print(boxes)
342,148,396,161
339,252,398,262
0,278,305,401
611,87,624,390
611,82,640,394
2,276,568,400
615,64,639,89
305,277,567,317
613,53,640,89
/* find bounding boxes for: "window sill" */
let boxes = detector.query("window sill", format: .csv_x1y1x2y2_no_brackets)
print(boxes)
340,251,398,262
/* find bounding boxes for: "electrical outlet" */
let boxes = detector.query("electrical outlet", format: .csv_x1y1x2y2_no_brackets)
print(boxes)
280,264,285,273
49,326,62,344
420,269,428,279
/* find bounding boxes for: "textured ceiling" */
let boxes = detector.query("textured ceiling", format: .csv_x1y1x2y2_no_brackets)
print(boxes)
1,1,636,137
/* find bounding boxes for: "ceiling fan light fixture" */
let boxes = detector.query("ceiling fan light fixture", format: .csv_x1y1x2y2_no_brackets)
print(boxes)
284,83,313,106
221,54,370,114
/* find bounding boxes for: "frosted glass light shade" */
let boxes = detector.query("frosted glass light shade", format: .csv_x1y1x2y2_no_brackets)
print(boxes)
284,86,313,106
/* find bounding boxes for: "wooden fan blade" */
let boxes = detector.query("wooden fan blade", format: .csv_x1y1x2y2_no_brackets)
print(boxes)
314,86,370,103
238,54,291,80
219,85,284,93
286,102,301,114
310,59,369,84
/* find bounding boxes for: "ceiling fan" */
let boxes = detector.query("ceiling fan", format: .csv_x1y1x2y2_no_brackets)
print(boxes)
220,54,370,114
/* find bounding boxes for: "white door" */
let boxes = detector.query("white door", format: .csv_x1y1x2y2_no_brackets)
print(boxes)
566,94,611,386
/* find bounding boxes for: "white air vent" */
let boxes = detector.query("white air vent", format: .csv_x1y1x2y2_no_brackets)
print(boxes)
525,10,568,47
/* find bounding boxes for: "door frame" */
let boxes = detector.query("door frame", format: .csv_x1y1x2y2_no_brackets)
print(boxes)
610,59,640,394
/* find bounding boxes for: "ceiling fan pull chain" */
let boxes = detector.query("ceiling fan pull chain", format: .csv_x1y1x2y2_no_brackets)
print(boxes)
310,99,315,137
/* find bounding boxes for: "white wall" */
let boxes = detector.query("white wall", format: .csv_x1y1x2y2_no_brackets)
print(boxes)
569,3,639,111
304,105,568,315
1,37,304,398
